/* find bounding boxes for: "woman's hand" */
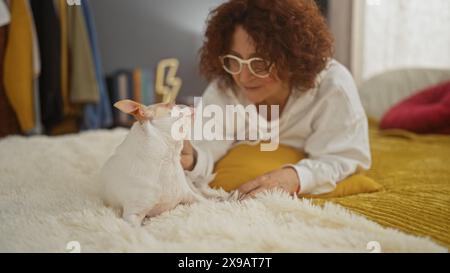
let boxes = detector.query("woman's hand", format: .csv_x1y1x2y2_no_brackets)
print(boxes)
237,167,300,200
181,140,196,171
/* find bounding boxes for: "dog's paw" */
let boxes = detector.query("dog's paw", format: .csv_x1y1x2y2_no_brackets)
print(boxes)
123,213,144,227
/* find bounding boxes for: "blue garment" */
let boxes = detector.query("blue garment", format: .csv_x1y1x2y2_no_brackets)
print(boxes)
80,0,112,130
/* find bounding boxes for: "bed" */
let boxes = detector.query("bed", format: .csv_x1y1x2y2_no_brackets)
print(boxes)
315,117,450,249
0,69,449,253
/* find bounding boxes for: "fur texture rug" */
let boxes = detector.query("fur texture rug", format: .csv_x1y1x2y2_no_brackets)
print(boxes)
0,129,446,252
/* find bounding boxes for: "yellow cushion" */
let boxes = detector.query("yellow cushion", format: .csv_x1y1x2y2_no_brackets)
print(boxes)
209,142,383,198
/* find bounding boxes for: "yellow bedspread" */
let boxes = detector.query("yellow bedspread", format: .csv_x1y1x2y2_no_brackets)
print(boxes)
315,119,450,249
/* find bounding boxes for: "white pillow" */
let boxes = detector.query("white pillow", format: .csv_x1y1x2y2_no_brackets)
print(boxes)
358,68,450,120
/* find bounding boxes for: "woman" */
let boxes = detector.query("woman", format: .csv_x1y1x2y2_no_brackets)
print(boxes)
181,0,371,198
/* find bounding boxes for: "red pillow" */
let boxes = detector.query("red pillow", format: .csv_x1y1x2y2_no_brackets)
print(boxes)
380,81,450,135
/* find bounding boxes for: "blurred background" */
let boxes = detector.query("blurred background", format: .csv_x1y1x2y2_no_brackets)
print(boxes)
0,0,449,137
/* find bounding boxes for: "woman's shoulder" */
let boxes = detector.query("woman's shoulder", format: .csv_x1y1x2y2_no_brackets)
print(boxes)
313,59,366,117
318,59,356,92
202,80,240,106
312,60,358,99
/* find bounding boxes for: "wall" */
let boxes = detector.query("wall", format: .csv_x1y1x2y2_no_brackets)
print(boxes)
90,0,225,100
362,0,450,80
328,0,353,71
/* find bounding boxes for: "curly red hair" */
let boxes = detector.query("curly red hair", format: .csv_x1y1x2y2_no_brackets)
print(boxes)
199,0,334,92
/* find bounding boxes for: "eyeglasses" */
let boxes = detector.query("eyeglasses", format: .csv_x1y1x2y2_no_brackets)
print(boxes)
219,54,273,78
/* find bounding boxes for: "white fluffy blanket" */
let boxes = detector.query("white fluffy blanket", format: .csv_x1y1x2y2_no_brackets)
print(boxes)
0,129,446,253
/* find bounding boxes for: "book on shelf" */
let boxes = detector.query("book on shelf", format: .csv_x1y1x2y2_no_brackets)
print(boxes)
106,68,155,128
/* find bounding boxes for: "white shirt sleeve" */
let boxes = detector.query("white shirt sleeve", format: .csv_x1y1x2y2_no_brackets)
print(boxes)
184,82,235,185
286,84,372,195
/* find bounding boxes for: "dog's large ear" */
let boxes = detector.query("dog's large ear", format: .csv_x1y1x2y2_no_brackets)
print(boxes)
114,100,149,122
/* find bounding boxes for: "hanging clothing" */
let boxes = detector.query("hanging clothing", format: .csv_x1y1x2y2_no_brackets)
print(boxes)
0,0,10,26
80,0,113,130
28,0,40,78
67,3,99,104
54,0,80,117
0,16,21,137
3,0,35,132
30,0,63,132
0,0,20,137
56,0,71,116
28,0,43,135
49,0,82,136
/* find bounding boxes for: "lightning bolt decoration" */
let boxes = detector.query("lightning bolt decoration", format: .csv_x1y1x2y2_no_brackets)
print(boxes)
155,58,182,104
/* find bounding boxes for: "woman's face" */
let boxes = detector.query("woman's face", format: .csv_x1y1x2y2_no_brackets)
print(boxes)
228,26,287,104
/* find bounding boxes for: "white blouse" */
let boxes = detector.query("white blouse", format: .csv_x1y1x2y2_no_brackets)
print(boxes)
185,59,372,195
